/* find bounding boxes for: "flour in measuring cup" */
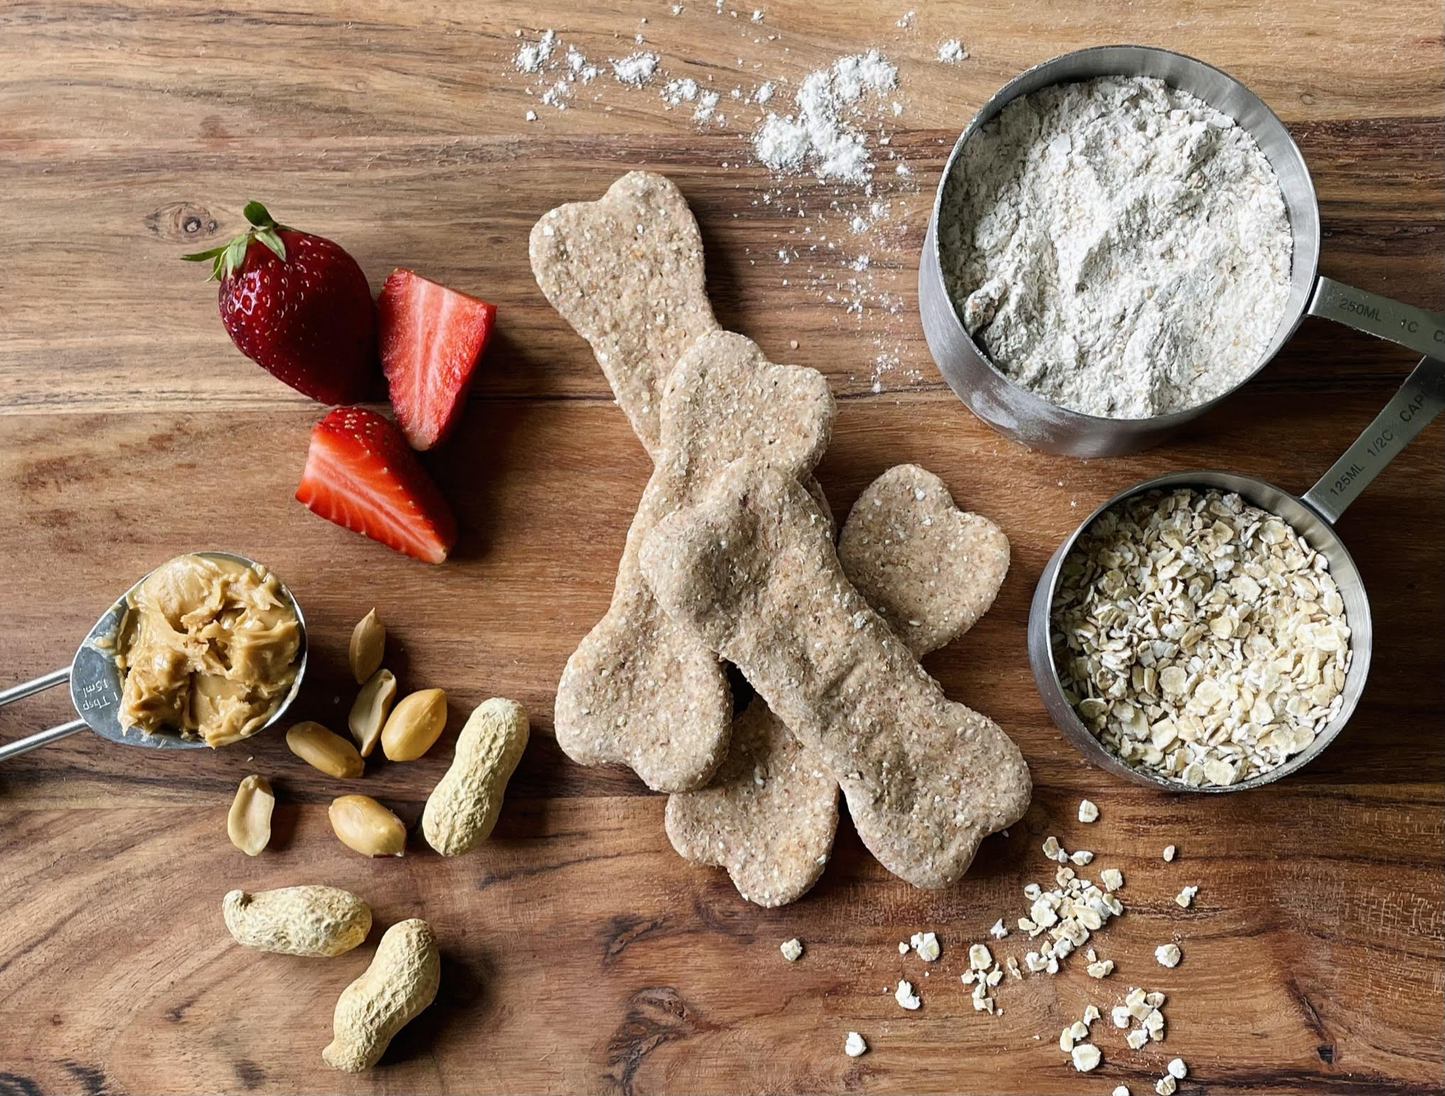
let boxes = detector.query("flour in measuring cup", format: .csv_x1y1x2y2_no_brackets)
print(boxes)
939,76,1292,419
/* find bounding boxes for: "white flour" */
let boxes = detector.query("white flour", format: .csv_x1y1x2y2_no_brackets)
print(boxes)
937,39,967,63
611,51,661,85
509,10,975,394
940,76,1292,419
752,50,897,182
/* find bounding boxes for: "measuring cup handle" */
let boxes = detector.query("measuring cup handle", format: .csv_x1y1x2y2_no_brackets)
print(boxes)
1307,277,1445,359
0,718,88,762
1301,357,1445,523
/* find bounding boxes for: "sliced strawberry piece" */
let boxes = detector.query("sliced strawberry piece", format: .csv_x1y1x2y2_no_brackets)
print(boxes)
296,407,457,564
378,269,497,450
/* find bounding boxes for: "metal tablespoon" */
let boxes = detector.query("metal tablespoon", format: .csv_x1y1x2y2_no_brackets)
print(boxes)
1027,357,1444,792
0,551,307,762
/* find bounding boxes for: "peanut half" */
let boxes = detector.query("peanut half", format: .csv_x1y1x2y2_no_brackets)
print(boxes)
381,688,448,762
323,917,440,1072
222,885,372,957
287,721,365,779
423,698,530,856
329,794,407,857
349,608,386,685
227,774,275,856
349,669,397,758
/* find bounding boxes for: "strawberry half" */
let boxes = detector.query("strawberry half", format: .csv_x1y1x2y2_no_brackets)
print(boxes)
378,269,497,450
185,201,376,405
296,407,457,563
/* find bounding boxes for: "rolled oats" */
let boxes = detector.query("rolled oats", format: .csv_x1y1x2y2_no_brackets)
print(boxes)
1144,1008,1166,1041
1155,942,1182,968
845,1031,868,1057
780,937,803,961
894,979,921,1010
1078,798,1099,822
1052,488,1350,787
1175,885,1198,909
910,931,941,961
1167,1058,1187,1079
1071,1043,1102,1072
1163,844,1177,862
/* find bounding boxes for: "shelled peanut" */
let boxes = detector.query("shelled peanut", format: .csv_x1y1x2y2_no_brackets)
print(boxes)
381,688,448,761
329,794,407,857
349,669,397,757
287,721,364,779
227,775,275,856
349,608,385,684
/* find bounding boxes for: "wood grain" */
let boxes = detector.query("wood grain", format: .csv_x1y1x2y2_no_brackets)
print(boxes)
0,1,1440,1093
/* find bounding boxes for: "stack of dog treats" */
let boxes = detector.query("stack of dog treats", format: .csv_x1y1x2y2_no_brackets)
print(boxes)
530,172,1031,907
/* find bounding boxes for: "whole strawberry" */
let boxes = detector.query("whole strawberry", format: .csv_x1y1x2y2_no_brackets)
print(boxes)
184,201,376,404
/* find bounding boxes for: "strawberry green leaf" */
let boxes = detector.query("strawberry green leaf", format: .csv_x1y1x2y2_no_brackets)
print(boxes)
254,228,287,262
243,200,274,228
180,245,228,262
222,235,249,279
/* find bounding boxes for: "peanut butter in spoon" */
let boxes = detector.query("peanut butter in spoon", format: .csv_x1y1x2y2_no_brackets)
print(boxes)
115,554,301,746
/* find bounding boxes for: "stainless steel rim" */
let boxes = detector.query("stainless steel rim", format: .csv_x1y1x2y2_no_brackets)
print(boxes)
1030,472,1371,793
926,44,1323,434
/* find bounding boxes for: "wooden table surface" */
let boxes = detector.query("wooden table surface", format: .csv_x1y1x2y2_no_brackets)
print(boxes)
1,2,1441,1093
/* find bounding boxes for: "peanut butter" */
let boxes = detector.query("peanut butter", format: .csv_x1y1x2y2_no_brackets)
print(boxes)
116,554,301,746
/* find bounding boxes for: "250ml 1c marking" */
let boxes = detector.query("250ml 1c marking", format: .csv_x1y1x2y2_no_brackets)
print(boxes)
1338,298,1382,322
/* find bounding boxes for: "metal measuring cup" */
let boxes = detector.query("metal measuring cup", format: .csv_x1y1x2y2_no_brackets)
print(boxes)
1025,356,1443,792
0,551,307,762
918,45,1445,456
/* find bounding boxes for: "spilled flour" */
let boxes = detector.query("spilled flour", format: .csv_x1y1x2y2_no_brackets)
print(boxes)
509,8,977,394
752,49,897,183
940,75,1292,418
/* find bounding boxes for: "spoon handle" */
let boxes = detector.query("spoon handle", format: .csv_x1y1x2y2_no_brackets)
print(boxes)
0,667,86,761
0,718,88,762
0,666,70,707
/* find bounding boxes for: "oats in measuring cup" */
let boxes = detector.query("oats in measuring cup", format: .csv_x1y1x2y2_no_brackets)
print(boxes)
1050,488,1351,787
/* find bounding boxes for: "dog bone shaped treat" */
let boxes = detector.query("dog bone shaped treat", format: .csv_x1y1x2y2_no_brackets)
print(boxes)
839,465,1012,653
665,464,1011,905
530,171,718,458
554,330,835,791
535,173,835,790
641,461,1030,888
531,171,834,523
